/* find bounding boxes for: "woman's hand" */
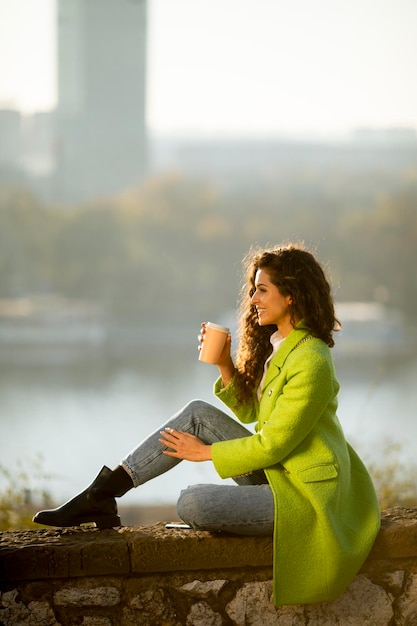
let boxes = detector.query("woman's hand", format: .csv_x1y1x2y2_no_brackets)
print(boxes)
159,428,212,461
199,323,235,384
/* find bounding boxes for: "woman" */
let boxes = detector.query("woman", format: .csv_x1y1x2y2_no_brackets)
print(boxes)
33,243,380,606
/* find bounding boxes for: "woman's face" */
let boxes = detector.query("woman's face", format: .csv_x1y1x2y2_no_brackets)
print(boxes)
251,268,293,332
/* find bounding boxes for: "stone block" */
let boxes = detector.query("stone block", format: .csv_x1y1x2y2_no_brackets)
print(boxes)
186,601,223,626
54,586,120,606
371,507,417,559
80,618,112,626
127,587,180,625
0,589,59,626
121,523,273,573
395,573,417,625
179,579,228,598
304,575,394,625
0,527,130,582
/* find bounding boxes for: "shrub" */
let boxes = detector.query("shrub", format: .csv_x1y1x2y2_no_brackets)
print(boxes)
0,456,54,531
367,443,417,510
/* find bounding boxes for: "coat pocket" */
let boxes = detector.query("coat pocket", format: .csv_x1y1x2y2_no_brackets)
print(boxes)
297,463,338,483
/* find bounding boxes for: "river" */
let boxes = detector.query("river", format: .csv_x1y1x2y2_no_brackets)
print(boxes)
1,341,417,508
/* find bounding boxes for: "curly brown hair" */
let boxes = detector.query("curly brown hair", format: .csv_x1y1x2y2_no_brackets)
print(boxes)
233,242,341,405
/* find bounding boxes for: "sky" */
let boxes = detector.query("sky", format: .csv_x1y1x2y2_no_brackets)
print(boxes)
0,0,417,137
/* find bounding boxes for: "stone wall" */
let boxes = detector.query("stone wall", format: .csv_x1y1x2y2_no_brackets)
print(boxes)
1,507,417,626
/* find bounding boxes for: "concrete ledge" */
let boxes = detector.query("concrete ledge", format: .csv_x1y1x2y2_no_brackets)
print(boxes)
0,524,274,583
368,507,417,558
1,507,417,583
1,508,417,626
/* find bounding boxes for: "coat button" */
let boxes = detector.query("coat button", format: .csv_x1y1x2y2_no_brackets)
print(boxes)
268,389,273,396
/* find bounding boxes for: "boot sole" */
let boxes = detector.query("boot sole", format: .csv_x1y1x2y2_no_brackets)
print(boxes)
33,513,121,529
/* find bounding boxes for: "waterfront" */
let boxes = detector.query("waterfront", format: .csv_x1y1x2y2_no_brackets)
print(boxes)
1,337,416,509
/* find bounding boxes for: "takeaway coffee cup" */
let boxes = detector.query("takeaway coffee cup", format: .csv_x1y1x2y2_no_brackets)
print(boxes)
199,322,230,364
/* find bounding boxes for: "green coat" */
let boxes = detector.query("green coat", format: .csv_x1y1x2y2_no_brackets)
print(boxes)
211,325,380,606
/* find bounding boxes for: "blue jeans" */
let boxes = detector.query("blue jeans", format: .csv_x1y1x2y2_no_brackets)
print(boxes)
121,399,274,536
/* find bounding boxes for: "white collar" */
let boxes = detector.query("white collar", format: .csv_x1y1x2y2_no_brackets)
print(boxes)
270,329,284,348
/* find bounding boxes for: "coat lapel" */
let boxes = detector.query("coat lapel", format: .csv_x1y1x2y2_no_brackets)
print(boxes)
260,324,311,393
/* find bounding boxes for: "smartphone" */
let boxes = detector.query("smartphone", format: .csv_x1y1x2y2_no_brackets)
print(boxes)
165,523,192,530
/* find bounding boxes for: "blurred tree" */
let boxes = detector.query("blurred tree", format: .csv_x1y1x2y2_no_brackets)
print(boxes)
54,202,131,303
0,169,416,325
341,189,417,318
0,187,57,296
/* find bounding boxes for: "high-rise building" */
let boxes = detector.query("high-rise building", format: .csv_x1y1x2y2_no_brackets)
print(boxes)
0,109,22,168
55,0,147,201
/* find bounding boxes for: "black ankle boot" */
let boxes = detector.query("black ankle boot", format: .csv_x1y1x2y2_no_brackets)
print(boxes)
32,465,133,529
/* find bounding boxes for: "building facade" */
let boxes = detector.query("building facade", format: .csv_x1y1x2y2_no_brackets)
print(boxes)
55,0,147,201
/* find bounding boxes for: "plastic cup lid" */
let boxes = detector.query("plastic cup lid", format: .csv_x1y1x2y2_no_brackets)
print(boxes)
206,322,230,333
